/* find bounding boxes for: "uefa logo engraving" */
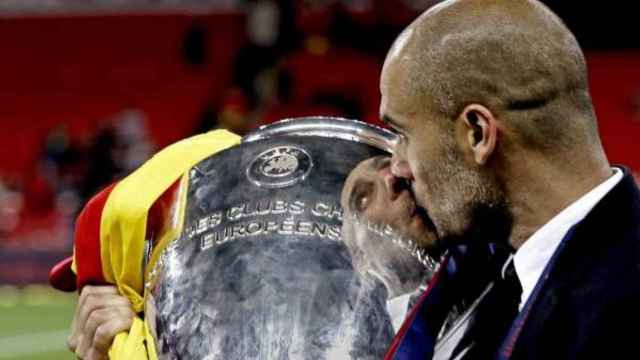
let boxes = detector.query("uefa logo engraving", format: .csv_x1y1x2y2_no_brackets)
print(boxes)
247,145,313,188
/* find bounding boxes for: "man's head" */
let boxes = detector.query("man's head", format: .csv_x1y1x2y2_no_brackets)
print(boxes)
380,0,606,248
341,155,438,251
340,156,438,298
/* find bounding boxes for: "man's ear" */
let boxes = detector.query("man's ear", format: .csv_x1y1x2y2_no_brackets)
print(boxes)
459,104,497,165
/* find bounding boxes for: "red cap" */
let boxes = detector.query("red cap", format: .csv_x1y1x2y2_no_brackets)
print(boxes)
48,180,179,293
49,256,77,292
48,183,118,293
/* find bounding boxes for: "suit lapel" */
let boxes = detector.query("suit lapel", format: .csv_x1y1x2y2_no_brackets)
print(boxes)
497,225,576,359
384,255,452,360
386,244,506,360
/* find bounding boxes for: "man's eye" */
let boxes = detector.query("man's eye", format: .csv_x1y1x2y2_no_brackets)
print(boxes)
355,194,370,213
390,128,408,143
350,182,374,215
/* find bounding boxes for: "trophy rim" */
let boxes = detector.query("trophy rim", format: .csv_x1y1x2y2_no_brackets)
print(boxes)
242,116,398,153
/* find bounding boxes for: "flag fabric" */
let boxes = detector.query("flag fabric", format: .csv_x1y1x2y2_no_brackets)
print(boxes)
49,129,241,359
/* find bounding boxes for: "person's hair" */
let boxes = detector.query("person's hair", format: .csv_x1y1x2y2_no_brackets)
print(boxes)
404,0,599,152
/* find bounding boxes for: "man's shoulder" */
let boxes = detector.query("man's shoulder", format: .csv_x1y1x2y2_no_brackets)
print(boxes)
573,168,640,257
547,170,640,298
566,194,640,314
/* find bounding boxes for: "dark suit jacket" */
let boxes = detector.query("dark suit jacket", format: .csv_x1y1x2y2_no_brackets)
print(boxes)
508,168,640,359
385,168,640,359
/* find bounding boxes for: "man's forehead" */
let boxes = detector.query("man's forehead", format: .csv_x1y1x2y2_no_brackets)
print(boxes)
369,155,391,170
381,21,416,93
380,58,422,127
385,27,414,67
349,156,388,178
344,156,388,189
379,91,419,130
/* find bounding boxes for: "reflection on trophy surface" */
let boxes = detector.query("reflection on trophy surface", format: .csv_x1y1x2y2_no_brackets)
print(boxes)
340,156,441,298
340,155,442,332
143,117,440,359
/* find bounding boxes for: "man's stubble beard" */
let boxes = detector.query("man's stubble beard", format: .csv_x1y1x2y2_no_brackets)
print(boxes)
418,143,513,251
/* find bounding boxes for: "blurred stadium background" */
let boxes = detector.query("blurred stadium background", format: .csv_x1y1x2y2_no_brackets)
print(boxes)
0,0,637,359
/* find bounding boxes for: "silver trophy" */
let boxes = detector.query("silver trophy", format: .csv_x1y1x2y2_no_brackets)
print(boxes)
144,117,437,359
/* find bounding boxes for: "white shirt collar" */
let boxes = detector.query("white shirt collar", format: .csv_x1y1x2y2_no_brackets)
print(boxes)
512,168,623,310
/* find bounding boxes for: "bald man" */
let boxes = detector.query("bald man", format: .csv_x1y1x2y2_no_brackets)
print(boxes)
67,1,640,358
381,0,640,359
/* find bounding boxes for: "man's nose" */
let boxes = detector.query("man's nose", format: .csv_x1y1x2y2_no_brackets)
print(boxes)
391,154,414,180
380,166,400,199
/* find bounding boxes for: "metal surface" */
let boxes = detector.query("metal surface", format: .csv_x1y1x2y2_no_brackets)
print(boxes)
145,117,429,359
242,116,398,153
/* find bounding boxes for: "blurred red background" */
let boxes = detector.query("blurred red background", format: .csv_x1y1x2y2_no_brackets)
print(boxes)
0,1,638,283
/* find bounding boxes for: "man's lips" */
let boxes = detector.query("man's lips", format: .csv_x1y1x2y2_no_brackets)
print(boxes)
379,169,438,234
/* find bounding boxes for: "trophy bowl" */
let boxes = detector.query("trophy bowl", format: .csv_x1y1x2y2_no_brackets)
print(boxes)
144,117,431,359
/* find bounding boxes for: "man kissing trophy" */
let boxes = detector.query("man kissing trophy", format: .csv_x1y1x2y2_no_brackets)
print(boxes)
52,117,440,359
